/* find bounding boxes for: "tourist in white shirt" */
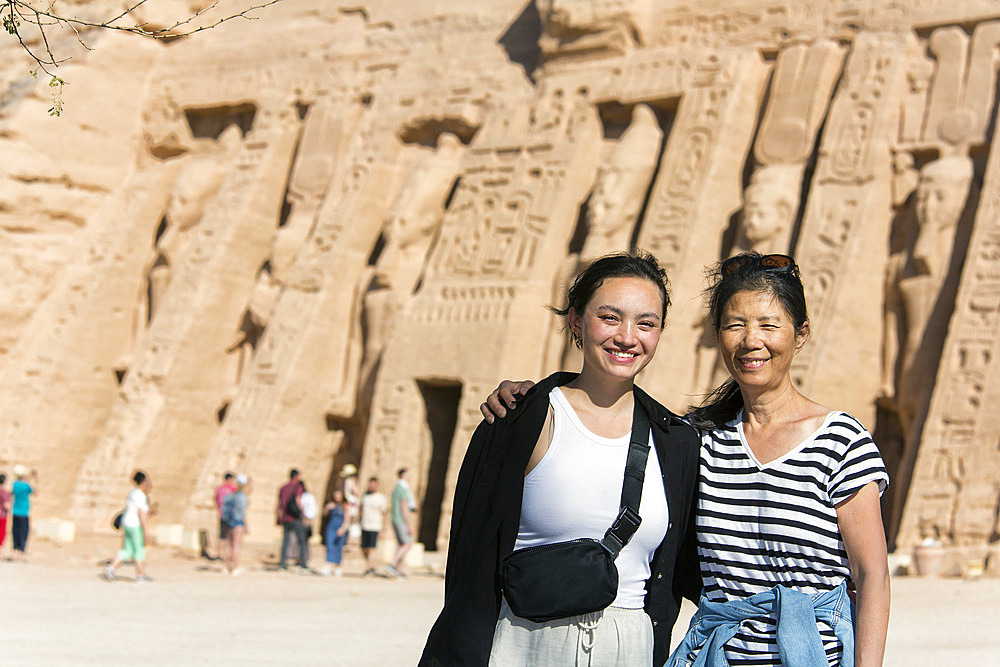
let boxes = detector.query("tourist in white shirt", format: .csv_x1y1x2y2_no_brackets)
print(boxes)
103,470,156,582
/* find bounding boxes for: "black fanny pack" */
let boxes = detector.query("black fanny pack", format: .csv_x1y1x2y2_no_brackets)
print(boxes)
499,398,651,623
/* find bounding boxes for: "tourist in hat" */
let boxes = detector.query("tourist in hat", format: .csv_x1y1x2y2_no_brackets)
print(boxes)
10,465,38,562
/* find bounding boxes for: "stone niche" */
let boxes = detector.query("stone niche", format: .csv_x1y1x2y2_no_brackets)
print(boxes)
2,0,1000,555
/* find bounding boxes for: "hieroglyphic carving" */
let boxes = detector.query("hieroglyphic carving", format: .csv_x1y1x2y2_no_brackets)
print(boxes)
634,51,770,408
788,33,909,425
0,165,180,514
360,81,604,545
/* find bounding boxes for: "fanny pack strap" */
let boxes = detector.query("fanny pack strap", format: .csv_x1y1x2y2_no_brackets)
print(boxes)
600,395,651,558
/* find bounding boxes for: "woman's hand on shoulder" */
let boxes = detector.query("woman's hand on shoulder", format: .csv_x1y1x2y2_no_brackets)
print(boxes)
480,380,535,423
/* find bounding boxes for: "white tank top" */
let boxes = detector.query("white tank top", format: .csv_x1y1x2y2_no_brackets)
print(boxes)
513,387,669,609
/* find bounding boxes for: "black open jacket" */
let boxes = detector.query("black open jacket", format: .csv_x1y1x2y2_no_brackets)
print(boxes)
419,372,702,666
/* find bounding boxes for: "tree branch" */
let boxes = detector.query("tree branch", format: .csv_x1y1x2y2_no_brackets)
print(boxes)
5,0,283,70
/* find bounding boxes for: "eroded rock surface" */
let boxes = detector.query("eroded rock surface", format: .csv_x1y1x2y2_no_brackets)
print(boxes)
2,0,1000,553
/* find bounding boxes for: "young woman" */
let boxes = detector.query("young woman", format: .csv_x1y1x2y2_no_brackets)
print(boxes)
481,252,891,666
419,252,701,667
222,474,251,576
103,470,155,582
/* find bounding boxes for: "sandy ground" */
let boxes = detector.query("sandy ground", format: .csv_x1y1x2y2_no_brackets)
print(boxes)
1,534,998,666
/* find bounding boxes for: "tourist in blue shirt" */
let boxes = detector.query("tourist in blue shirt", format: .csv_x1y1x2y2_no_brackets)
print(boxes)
10,464,38,561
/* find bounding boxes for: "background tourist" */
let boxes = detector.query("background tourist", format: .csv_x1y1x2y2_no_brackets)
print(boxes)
320,489,347,577
300,481,318,544
104,470,154,582
386,468,416,578
276,468,308,572
10,465,38,562
339,463,361,544
213,471,236,556
0,473,9,554
221,474,250,576
359,476,387,577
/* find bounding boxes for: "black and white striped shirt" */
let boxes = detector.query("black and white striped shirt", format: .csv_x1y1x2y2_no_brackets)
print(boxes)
694,410,888,666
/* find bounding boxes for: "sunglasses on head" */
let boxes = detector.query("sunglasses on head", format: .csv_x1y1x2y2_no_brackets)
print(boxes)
720,253,798,277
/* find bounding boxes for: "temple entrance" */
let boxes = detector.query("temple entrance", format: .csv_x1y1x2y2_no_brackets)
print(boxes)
416,380,462,550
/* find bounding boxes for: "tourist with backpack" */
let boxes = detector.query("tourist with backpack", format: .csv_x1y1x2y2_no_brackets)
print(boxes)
276,468,308,572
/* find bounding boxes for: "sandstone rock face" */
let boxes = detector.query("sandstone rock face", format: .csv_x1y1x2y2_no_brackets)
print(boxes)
2,0,999,553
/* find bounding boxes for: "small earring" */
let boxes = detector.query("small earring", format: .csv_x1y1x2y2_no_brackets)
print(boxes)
572,332,582,349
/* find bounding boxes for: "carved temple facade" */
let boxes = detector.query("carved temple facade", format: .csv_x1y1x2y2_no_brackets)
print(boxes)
1,0,999,554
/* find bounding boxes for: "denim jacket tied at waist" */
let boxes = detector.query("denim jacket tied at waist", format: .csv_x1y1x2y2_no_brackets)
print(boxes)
667,581,854,667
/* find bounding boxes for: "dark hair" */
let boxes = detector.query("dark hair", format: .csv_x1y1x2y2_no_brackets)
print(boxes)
132,470,147,486
0,474,6,485
397,468,407,478
289,468,300,479
688,252,809,429
369,476,378,483
552,250,671,329
299,482,308,493
224,472,235,480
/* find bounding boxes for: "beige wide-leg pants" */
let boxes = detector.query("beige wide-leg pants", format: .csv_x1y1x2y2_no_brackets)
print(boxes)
489,599,654,666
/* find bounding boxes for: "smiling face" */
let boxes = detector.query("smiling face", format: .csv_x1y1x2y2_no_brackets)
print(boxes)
568,276,664,385
717,289,808,396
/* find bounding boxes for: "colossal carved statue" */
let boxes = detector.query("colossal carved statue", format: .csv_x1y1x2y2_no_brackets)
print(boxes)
579,104,661,263
360,134,464,390
226,262,280,393
732,164,801,255
883,156,974,435
121,129,243,367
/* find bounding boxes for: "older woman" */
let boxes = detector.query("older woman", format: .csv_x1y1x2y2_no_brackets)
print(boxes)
481,252,890,666
420,252,701,667
671,252,889,666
